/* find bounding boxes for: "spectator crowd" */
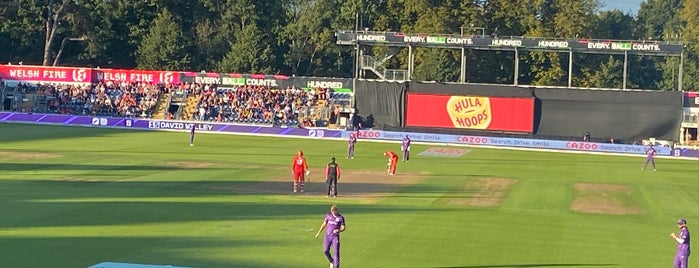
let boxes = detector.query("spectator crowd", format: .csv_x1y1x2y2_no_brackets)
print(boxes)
12,81,166,117
5,81,349,128
193,84,332,127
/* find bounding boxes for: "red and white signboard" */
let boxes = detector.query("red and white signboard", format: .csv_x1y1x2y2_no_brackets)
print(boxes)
94,69,179,84
0,65,92,83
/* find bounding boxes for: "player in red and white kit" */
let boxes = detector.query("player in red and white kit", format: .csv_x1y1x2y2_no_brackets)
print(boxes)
292,150,309,192
384,150,398,175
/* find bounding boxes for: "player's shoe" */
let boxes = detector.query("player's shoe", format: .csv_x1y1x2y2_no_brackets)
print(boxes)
330,263,334,268
653,169,656,172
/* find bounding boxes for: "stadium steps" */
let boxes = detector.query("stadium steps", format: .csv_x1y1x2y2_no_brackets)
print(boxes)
180,94,200,120
151,93,170,119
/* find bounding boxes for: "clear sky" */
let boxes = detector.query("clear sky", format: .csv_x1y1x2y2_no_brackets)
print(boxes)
600,0,644,14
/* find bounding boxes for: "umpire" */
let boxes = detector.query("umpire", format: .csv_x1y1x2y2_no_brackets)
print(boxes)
325,157,341,198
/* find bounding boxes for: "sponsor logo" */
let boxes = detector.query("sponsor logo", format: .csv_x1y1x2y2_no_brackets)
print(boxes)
565,142,598,150
307,81,344,88
446,96,492,129
426,36,446,44
72,69,87,81
491,39,522,47
446,37,473,45
159,72,174,84
195,76,221,84
537,40,569,48
404,36,426,43
357,130,381,138
308,129,325,137
456,136,488,144
357,35,386,42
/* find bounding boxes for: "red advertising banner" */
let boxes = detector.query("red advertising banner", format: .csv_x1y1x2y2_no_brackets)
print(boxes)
93,69,179,84
406,93,534,132
0,65,93,83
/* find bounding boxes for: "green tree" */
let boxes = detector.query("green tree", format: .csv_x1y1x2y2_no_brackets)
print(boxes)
1,0,84,65
281,0,339,76
595,10,636,39
679,0,699,90
136,8,192,70
219,23,273,73
581,55,623,88
637,0,682,40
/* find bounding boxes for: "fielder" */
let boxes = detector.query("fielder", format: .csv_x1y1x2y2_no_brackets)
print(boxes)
670,218,691,268
347,132,357,159
641,144,657,171
292,150,309,192
315,204,346,268
189,124,196,146
401,134,411,162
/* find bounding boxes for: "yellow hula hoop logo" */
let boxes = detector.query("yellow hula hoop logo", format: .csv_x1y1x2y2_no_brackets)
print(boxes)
446,96,492,129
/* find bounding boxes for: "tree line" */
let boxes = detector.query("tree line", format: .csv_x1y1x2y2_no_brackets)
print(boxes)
1,0,697,90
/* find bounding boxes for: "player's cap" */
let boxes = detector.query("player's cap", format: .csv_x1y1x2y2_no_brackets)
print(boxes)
678,218,687,225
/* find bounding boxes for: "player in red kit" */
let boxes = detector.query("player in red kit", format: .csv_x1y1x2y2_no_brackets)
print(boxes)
292,150,309,192
384,150,398,175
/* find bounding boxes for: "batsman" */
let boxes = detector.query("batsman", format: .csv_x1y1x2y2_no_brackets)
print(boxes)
325,157,341,197
384,150,398,175
292,150,309,193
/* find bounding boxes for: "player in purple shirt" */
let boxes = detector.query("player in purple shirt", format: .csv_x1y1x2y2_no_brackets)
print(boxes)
347,132,357,159
671,218,690,268
641,144,656,171
315,204,346,268
402,135,411,162
189,124,195,147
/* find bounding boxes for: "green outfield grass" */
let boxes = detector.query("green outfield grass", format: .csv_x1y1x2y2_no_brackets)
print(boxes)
0,123,697,268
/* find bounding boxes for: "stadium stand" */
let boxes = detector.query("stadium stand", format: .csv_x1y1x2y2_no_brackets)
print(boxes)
2,76,350,129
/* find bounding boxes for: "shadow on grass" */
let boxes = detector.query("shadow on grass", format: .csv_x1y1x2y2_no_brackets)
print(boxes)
0,162,194,172
0,236,281,268
425,264,617,268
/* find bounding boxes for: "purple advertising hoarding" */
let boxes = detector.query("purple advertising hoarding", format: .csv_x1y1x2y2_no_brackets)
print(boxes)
0,112,343,139
1,112,691,158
